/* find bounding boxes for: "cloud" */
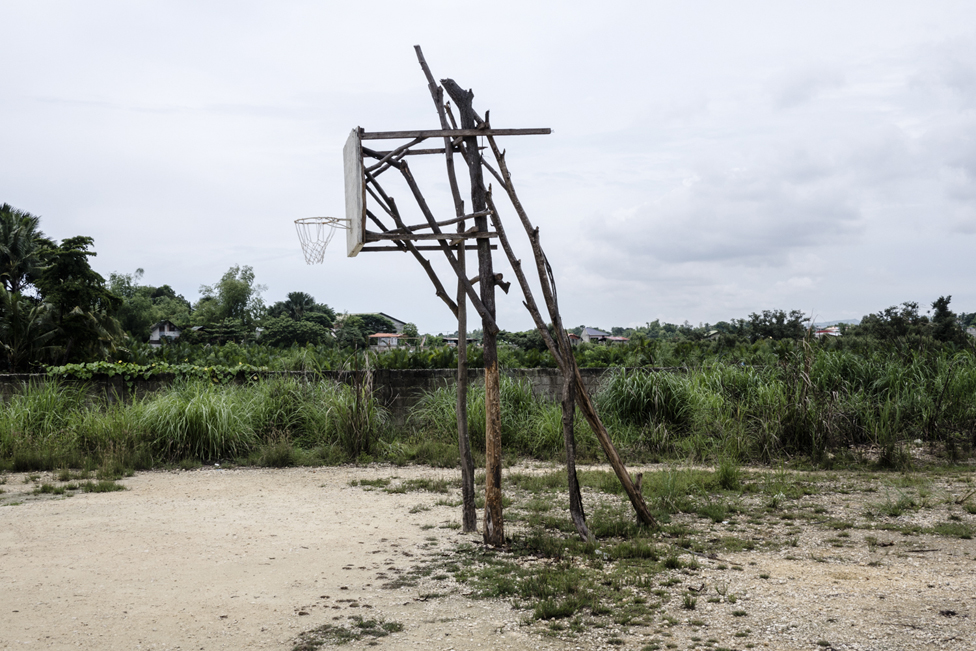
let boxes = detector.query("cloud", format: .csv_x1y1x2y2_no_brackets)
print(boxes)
770,65,845,109
587,157,863,269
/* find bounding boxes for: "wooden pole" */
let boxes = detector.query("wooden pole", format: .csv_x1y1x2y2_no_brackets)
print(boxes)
414,45,477,532
456,233,476,533
442,78,504,547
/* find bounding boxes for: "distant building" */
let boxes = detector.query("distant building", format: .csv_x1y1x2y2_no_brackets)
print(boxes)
580,327,628,344
814,326,841,338
368,333,404,351
581,327,611,343
149,320,182,347
378,313,407,334
443,336,478,348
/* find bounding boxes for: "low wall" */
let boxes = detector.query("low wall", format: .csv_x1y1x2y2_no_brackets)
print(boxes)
0,368,617,424
365,367,612,422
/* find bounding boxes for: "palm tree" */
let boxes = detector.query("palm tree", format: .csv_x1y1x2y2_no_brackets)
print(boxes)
0,287,57,371
284,291,315,320
268,291,317,320
0,203,53,294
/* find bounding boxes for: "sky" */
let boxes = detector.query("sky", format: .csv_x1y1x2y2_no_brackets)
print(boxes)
3,1,975,334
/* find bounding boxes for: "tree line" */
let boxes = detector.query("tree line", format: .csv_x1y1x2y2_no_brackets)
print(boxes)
2,202,972,373
0,204,419,372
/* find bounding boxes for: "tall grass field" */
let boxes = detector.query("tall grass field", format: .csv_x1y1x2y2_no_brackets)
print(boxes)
2,345,974,473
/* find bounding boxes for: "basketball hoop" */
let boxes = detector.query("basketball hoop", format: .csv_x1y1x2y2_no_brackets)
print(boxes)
294,217,349,264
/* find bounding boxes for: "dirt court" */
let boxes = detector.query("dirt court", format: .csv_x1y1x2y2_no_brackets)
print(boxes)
1,464,974,651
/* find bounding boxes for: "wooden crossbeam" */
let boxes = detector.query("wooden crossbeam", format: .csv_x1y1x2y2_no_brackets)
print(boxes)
390,210,491,234
365,231,497,242
359,245,494,252
361,128,551,140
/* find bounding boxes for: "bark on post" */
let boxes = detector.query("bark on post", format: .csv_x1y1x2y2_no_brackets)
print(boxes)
443,78,504,547
456,238,476,532
561,373,590,539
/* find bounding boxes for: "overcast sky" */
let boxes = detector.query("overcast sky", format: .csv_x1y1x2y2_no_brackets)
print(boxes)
3,1,975,333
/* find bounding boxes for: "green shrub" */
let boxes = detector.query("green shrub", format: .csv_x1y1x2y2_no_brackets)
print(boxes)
140,380,258,461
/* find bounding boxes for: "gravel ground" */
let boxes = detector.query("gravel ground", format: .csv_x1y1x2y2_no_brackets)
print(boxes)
1,464,973,651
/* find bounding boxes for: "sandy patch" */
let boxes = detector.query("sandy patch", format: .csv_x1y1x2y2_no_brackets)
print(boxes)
0,466,567,651
2,464,975,651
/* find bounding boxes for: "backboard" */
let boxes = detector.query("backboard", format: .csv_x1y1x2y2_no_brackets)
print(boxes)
343,128,366,257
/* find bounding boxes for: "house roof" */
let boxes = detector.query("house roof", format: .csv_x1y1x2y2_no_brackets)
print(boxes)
151,320,181,330
369,332,403,338
583,327,611,337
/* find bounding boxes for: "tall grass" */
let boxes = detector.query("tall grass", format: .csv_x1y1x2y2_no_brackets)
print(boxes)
3,346,975,471
0,376,391,471
140,380,258,461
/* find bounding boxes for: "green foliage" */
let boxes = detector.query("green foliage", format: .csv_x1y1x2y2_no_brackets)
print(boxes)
141,380,259,461
32,236,123,365
357,313,396,336
335,314,367,349
0,203,53,294
196,265,265,326
746,309,808,342
600,370,694,429
108,269,192,340
931,296,966,345
260,316,332,348
0,374,392,471
47,360,266,385
0,288,57,371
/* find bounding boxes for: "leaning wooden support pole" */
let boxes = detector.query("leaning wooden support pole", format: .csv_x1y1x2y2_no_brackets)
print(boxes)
573,364,658,527
482,133,658,529
562,375,592,541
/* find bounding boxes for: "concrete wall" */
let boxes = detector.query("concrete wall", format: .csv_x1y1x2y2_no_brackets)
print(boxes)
0,368,617,423
364,367,612,422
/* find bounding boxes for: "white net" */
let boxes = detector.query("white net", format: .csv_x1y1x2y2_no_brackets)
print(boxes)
294,217,348,264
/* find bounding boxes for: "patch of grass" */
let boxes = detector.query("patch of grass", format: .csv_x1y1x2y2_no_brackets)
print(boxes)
697,501,728,523
293,616,403,649
79,480,125,493
508,471,567,492
257,440,298,467
716,458,741,491
32,483,67,496
927,522,973,539
385,478,456,494
720,536,756,552
56,468,90,481
349,478,391,488
871,492,918,518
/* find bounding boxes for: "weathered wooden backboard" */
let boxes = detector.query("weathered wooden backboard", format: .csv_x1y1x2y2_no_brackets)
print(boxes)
343,128,365,257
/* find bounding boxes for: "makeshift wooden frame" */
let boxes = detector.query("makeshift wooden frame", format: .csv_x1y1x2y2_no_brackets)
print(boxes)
344,46,658,545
